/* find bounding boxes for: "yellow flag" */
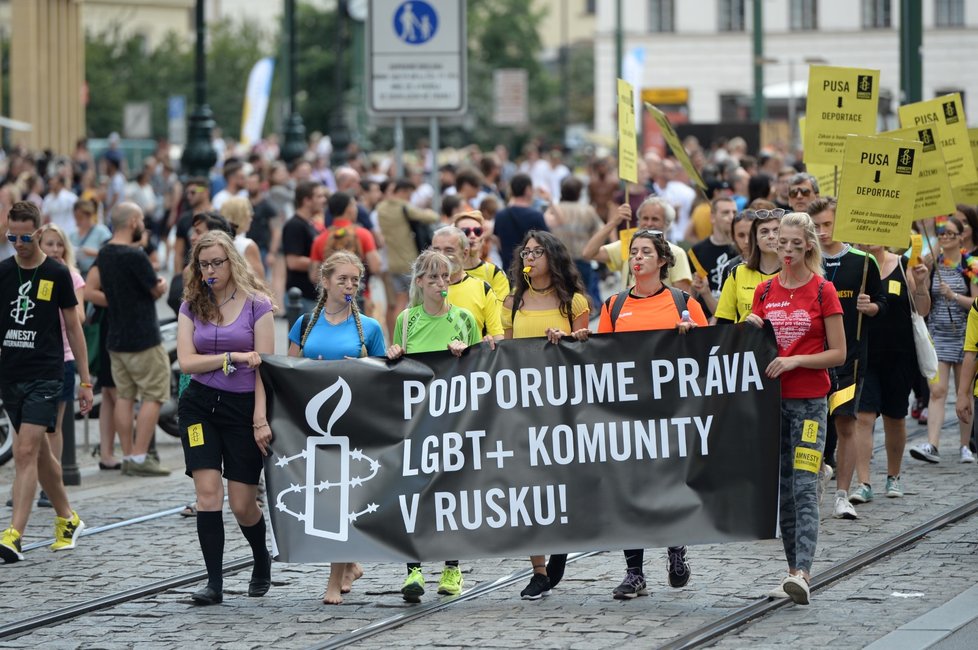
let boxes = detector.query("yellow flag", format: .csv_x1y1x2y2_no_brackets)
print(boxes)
834,134,922,248
880,125,956,220
617,79,638,185
952,127,978,204
644,102,707,190
803,65,880,166
898,93,978,189
687,248,708,278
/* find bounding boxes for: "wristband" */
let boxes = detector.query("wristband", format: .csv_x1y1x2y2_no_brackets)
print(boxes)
79,382,93,389
253,422,270,430
222,352,237,376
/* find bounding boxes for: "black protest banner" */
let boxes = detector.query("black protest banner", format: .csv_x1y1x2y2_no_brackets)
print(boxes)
259,324,781,563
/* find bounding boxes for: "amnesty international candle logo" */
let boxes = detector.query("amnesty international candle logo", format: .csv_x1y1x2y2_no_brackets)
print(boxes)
896,148,916,175
918,128,936,152
944,100,959,124
10,281,35,326
857,75,874,100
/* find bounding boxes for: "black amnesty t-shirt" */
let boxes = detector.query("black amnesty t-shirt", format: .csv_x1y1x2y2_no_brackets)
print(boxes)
688,238,738,318
822,245,887,369
282,216,319,301
95,243,162,352
0,256,78,381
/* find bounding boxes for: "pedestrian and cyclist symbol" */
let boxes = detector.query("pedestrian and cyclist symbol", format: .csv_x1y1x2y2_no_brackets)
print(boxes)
393,1,438,44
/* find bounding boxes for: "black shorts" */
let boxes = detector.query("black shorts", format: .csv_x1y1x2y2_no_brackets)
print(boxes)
858,358,914,419
178,380,262,485
1,379,62,433
829,361,865,418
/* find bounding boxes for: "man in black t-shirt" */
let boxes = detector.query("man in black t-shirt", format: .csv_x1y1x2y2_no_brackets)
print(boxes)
688,197,738,318
96,203,171,478
494,173,549,273
0,201,92,563
283,180,326,313
173,176,212,276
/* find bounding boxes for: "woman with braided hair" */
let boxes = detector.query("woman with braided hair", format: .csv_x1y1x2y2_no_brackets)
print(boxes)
287,250,385,604
177,230,276,606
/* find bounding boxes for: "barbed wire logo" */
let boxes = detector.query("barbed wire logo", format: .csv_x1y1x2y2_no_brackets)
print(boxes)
273,377,380,541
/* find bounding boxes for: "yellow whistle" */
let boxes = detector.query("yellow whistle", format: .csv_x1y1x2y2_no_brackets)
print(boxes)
523,266,531,274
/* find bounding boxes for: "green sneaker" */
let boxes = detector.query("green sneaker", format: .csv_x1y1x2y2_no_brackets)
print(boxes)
0,527,24,563
437,565,464,595
885,476,903,498
127,456,171,477
849,483,873,504
401,567,425,603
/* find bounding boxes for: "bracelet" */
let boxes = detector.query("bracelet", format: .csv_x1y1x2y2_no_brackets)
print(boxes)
222,352,237,376
79,382,93,388
252,422,269,430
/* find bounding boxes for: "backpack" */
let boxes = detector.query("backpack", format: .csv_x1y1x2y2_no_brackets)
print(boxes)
321,224,363,260
604,287,690,331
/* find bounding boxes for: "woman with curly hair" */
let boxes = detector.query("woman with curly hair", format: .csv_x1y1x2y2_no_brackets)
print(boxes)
502,230,590,600
177,230,276,605
287,250,386,605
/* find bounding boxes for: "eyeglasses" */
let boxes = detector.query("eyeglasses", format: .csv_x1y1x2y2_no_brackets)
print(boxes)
938,230,961,238
788,187,813,198
519,247,546,260
198,258,229,271
6,233,34,243
743,208,785,220
633,229,664,239
460,226,484,237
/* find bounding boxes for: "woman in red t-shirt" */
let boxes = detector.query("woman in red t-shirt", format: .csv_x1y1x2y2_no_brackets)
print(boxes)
746,212,845,605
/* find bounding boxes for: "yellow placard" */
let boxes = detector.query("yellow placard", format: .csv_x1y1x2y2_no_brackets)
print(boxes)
799,117,837,196
801,420,819,444
889,279,902,295
880,125,956,220
687,248,708,278
803,65,880,166
617,79,638,185
187,423,205,447
834,135,922,249
793,447,822,474
645,102,707,190
952,127,978,204
641,87,689,105
36,279,53,301
620,227,637,262
909,233,923,267
828,383,857,414
899,94,978,189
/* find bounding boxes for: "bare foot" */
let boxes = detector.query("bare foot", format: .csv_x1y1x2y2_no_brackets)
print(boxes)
323,585,343,605
341,562,364,593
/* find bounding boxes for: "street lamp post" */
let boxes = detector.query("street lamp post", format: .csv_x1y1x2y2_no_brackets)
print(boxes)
180,0,216,178
281,0,306,165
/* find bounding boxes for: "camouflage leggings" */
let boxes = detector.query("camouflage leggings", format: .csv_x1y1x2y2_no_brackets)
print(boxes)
780,397,827,574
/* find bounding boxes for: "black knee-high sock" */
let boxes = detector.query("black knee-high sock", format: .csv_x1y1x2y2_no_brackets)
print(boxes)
197,510,225,590
624,549,644,574
239,514,269,561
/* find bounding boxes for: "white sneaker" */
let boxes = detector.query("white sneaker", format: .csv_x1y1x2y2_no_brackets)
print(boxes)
781,574,810,605
910,442,940,464
767,584,789,598
833,491,858,519
817,463,834,500
960,446,976,464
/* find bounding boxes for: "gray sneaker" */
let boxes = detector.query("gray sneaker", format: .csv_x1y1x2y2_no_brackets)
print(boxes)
910,443,940,464
127,456,171,476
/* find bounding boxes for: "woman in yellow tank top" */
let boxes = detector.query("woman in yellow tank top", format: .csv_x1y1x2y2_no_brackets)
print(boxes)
501,230,590,600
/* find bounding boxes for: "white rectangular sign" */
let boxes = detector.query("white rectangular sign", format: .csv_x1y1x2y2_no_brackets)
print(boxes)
493,69,528,126
368,0,467,115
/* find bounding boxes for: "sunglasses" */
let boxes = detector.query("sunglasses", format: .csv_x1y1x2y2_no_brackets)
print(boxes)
788,187,813,198
633,229,665,239
460,226,484,237
6,233,34,243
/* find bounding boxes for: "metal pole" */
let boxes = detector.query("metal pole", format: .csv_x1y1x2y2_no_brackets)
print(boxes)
788,59,797,151
430,117,440,213
281,0,306,164
900,0,923,104
614,0,623,79
560,0,569,146
61,408,80,486
394,116,404,179
752,0,765,121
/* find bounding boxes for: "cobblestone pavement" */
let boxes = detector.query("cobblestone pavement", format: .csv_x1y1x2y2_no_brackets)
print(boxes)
1,402,976,649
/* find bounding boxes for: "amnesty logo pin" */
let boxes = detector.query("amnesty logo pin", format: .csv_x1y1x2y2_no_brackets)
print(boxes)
896,148,916,175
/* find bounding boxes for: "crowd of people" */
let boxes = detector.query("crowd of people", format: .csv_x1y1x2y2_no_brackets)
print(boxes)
1,132,977,610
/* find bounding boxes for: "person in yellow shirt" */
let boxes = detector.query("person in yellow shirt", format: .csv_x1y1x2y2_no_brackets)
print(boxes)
715,208,783,323
453,210,511,302
431,227,503,340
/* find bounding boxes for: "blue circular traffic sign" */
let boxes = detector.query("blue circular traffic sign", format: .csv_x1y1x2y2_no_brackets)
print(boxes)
393,1,438,44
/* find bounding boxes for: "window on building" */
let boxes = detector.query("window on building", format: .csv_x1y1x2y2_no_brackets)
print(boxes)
648,0,675,32
862,0,892,28
718,0,746,32
585,0,596,15
936,0,965,27
790,0,818,30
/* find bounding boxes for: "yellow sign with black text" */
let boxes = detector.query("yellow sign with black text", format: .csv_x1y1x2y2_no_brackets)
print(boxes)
880,125,955,219
617,79,638,185
644,102,707,190
952,127,978,204
804,65,880,166
799,117,837,196
898,94,978,189
834,134,922,248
